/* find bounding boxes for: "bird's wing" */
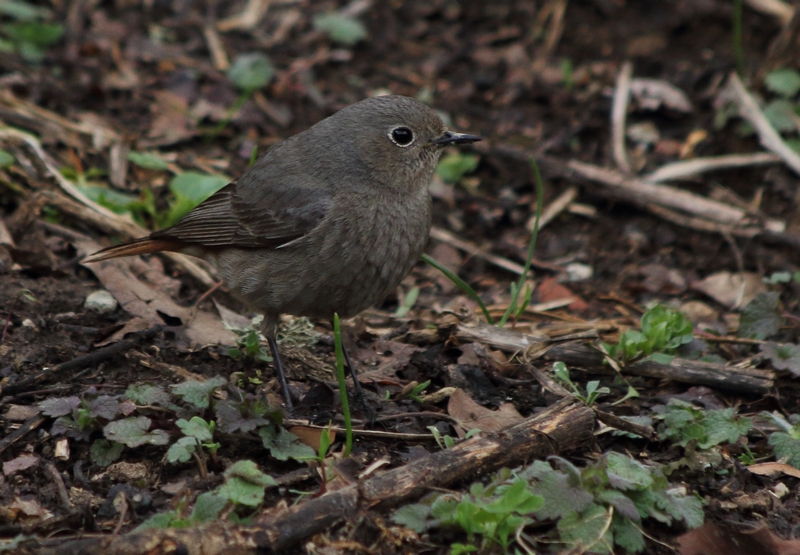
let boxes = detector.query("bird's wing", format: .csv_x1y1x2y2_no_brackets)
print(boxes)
152,177,332,249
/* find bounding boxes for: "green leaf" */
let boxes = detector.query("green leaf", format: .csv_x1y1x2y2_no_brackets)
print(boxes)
612,515,646,553
134,512,178,531
769,432,800,468
765,68,800,97
605,452,654,491
700,409,751,449
228,53,274,91
761,342,800,375
528,461,594,520
259,427,316,461
313,13,367,46
190,492,228,523
597,490,639,521
763,99,798,132
125,383,171,406
738,292,782,340
0,1,52,21
166,436,197,463
2,21,63,46
77,184,141,214
217,460,276,507
90,439,124,466
177,417,214,442
103,416,170,447
165,173,230,226
0,149,14,168
436,152,480,184
655,489,704,528
38,396,80,418
557,504,613,554
171,376,227,409
128,151,169,170
392,503,431,533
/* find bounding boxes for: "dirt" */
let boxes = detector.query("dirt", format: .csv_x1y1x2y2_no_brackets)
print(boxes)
2,0,800,554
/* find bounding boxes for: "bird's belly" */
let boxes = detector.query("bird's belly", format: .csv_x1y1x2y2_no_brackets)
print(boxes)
214,201,430,320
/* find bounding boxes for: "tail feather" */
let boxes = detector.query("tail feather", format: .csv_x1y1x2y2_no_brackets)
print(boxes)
83,237,183,263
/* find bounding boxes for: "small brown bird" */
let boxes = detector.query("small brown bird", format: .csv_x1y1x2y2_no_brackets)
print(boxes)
85,95,481,410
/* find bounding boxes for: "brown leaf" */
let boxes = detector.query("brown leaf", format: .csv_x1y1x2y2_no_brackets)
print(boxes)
447,388,524,433
747,462,800,479
691,272,766,309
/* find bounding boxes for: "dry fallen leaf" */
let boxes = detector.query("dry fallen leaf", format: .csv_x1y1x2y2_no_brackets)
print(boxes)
447,388,524,434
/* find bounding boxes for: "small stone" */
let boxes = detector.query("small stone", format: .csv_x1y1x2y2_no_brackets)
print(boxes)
84,290,118,313
564,263,594,282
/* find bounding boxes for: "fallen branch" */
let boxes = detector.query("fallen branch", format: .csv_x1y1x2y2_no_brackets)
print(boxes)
456,323,774,394
22,398,595,555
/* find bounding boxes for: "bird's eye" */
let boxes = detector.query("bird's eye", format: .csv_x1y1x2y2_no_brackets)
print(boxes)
389,127,414,147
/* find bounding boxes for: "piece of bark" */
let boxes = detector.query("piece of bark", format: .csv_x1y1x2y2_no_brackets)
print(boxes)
21,398,594,555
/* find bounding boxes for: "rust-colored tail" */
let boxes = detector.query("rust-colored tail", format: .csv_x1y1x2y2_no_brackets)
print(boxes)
83,236,183,263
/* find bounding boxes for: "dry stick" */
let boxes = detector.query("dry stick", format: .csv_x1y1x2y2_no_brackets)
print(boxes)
551,157,787,232
611,61,634,174
728,71,800,176
526,185,578,232
27,399,594,555
643,152,781,183
0,415,46,455
0,326,163,398
455,323,774,394
745,0,795,25
429,226,561,274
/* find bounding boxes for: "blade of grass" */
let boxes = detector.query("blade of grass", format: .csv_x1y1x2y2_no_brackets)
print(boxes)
421,254,494,324
732,0,744,77
333,314,353,456
498,159,544,328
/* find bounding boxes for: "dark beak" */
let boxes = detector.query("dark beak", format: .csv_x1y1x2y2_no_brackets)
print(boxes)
431,131,482,146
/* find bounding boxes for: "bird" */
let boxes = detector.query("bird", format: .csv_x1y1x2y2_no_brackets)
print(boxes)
84,95,481,411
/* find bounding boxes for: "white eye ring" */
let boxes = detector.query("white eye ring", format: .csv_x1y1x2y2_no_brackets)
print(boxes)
388,126,415,147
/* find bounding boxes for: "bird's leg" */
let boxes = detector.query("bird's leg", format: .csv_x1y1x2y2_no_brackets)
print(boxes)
336,326,376,423
262,316,294,414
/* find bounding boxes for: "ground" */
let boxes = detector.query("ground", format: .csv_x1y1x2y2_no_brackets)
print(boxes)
2,0,800,554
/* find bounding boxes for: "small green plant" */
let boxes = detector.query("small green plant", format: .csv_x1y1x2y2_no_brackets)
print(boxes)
738,292,782,340
405,380,431,403
654,399,752,450
602,304,694,365
312,12,367,46
394,286,420,318
436,152,479,184
394,454,703,554
762,412,800,469
763,271,800,285
0,0,64,63
333,314,353,456
209,52,274,138
166,416,220,477
228,329,272,362
553,362,610,406
427,426,480,450
137,459,277,530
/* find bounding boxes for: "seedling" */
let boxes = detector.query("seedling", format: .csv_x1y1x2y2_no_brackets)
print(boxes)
553,362,609,406
602,304,694,365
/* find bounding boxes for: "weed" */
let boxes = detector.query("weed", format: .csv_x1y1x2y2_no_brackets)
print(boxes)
393,454,703,554
602,304,694,365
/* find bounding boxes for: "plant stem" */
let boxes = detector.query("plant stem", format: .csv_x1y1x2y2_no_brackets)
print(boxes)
421,254,494,324
498,159,544,328
333,314,353,456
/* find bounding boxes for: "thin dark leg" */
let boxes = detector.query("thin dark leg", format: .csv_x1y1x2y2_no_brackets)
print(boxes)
266,334,294,414
340,341,366,398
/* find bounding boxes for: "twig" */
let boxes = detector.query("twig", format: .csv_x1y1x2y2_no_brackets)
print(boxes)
643,152,781,183
728,71,800,176
611,61,634,173
429,226,562,274
526,186,578,231
557,157,786,232
745,0,795,25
